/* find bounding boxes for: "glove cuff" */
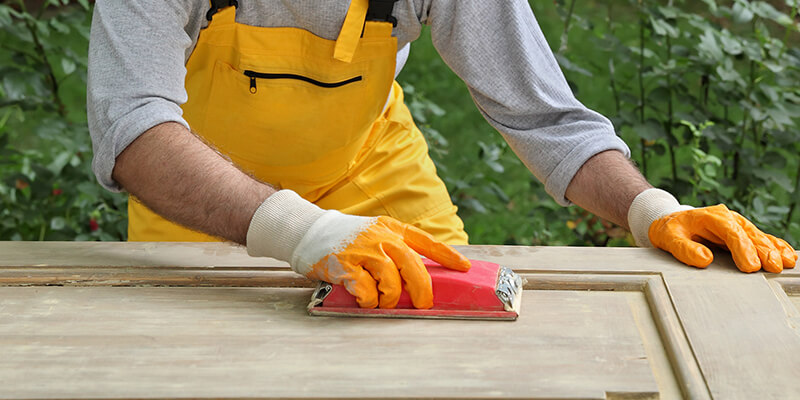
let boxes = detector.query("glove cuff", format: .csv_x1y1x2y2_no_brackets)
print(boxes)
246,190,326,263
627,188,693,247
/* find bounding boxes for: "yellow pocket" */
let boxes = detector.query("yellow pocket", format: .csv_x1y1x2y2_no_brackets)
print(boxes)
204,60,379,162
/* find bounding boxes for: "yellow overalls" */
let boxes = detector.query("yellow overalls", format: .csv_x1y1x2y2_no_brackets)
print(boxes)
128,0,468,244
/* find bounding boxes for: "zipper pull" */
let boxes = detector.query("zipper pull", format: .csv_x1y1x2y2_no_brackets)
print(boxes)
249,76,257,94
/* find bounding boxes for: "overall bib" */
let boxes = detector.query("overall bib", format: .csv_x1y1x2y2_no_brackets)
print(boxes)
128,0,468,244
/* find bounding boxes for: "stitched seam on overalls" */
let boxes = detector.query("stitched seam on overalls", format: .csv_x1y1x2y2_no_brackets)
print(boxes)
405,200,457,225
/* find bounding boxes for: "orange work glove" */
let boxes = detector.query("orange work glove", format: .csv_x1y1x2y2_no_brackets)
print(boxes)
629,189,797,273
246,190,471,309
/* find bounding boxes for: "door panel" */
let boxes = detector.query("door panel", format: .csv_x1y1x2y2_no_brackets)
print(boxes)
1,242,798,399
0,285,673,399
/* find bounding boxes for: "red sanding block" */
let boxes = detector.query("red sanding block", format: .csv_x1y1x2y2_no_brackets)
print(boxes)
307,259,524,320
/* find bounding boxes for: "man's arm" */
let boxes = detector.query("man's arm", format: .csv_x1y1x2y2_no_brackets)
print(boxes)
424,1,630,205
113,122,274,245
112,121,471,308
564,150,651,230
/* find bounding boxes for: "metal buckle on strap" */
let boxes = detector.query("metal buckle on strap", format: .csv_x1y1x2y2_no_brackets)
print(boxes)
206,0,239,21
366,0,399,27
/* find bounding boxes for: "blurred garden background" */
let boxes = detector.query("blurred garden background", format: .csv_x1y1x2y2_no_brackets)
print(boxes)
1,0,799,246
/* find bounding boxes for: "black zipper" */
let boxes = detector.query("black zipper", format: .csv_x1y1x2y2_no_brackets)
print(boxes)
243,70,363,94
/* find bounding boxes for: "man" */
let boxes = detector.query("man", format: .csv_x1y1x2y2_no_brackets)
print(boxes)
87,0,796,310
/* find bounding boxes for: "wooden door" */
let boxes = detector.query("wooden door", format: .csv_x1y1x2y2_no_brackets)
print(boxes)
1,242,798,399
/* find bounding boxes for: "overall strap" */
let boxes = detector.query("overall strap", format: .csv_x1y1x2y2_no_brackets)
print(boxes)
333,0,369,63
334,0,398,62
206,0,239,21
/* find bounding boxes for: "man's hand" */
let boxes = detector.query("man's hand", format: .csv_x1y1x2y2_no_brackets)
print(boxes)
562,151,796,272
246,190,471,309
649,205,797,273
629,188,797,273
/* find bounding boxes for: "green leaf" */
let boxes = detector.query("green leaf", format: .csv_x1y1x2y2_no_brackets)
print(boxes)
751,2,793,25
699,0,719,13
629,46,658,59
2,75,29,101
744,102,768,122
753,168,795,192
461,198,488,214
716,58,744,84
0,109,12,132
69,154,81,168
555,54,593,77
485,161,503,173
742,40,763,61
46,151,71,175
697,29,724,62
657,6,681,19
647,87,671,104
759,85,780,103
703,163,718,177
762,60,785,73
61,58,76,75
485,182,510,203
50,217,66,230
767,205,791,214
650,17,679,38
49,19,70,35
731,0,754,23
718,31,743,55
691,148,707,159
635,119,666,141
706,154,722,166
766,105,795,129
762,151,787,169
0,5,12,27
34,20,51,38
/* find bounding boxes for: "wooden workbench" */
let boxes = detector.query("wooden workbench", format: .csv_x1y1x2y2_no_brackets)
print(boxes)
1,242,798,399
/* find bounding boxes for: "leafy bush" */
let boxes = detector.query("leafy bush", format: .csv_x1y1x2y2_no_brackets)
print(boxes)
1,0,798,248
555,0,800,245
0,1,127,241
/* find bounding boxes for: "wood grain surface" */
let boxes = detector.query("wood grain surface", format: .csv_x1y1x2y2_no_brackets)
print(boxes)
1,242,798,399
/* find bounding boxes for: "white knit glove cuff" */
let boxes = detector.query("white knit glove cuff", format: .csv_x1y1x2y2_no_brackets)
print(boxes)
246,190,326,263
627,188,693,247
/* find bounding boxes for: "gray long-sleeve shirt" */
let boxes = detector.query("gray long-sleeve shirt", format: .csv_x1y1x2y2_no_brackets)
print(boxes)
87,0,629,205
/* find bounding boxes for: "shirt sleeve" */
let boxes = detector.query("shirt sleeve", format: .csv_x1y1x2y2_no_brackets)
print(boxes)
87,0,197,192
423,0,630,205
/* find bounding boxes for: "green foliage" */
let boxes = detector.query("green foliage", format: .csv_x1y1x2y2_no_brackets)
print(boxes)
0,1,127,241
681,120,723,196
1,0,799,248
565,0,800,246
